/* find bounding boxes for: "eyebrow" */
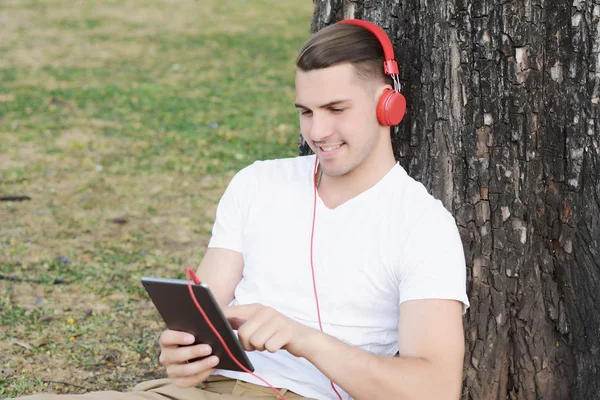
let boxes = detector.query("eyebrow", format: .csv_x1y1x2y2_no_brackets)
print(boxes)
294,99,350,110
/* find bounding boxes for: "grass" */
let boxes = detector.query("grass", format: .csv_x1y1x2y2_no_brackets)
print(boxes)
0,0,314,396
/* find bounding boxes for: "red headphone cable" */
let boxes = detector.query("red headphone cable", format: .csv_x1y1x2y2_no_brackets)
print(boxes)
311,157,344,400
183,156,343,400
185,268,287,400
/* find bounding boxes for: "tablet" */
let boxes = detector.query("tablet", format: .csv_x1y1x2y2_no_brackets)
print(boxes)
141,276,254,373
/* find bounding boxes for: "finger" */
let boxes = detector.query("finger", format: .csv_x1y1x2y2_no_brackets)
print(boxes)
159,330,195,347
223,303,260,320
238,309,278,351
227,317,245,330
264,329,292,353
168,355,220,379
160,344,212,366
247,318,283,352
172,367,217,389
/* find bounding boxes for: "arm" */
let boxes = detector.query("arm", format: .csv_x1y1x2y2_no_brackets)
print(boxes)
160,163,254,387
196,163,256,308
194,247,244,308
300,298,465,400
225,298,465,400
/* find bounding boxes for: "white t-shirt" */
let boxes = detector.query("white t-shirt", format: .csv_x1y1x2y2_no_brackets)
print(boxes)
208,154,470,400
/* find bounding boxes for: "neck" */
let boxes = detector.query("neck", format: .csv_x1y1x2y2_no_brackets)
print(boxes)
317,147,396,209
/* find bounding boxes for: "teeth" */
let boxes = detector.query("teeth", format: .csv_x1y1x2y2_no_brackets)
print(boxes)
321,144,342,152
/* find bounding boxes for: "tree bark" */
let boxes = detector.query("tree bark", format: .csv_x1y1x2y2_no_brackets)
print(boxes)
303,1,600,399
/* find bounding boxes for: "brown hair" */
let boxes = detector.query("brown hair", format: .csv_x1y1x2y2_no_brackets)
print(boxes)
296,23,393,88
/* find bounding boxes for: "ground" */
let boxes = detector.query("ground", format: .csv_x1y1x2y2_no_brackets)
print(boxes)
0,0,313,396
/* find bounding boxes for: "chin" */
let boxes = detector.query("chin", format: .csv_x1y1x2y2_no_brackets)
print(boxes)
321,163,354,178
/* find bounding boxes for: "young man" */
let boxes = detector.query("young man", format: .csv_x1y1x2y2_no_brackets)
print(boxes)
18,20,469,400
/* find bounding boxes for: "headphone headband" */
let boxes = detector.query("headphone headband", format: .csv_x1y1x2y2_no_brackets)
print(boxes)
336,19,399,76
335,18,406,126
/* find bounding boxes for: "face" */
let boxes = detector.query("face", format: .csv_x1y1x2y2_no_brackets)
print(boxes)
294,63,388,179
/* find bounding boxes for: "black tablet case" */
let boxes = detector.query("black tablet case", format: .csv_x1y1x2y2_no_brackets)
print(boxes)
142,277,254,372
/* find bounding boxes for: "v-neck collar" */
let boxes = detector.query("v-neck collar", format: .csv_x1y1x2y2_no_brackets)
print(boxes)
312,158,400,212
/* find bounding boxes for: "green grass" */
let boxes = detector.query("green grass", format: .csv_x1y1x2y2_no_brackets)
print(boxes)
0,0,313,397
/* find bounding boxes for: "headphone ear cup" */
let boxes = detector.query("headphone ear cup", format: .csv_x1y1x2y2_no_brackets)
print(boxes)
376,88,407,126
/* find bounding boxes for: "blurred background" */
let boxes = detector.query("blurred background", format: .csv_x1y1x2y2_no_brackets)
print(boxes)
0,0,313,396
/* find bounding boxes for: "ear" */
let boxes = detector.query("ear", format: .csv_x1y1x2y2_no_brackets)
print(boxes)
374,82,394,102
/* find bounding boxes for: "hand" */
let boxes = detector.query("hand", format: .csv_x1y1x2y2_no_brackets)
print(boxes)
158,329,220,388
223,304,314,358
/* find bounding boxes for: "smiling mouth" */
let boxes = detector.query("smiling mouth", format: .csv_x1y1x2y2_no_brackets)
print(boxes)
319,143,344,152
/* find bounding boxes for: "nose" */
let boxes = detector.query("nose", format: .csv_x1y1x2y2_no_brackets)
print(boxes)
306,113,334,144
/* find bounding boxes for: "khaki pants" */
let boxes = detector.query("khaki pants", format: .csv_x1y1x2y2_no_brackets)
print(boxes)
16,375,309,400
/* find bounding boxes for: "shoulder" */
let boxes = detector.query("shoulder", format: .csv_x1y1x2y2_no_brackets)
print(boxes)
232,155,315,185
394,167,464,263
388,164,455,226
383,165,462,264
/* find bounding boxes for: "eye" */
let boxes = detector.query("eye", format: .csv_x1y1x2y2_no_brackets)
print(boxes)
331,108,344,114
300,110,312,116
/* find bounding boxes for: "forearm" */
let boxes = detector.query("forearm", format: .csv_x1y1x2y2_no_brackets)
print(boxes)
300,330,460,400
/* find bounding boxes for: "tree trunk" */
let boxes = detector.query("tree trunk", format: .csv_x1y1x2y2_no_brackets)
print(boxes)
303,1,600,399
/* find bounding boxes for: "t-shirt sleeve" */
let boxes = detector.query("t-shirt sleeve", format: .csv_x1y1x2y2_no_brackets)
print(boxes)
398,202,470,314
207,163,257,253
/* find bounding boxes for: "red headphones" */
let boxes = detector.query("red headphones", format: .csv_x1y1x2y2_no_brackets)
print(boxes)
336,19,407,126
